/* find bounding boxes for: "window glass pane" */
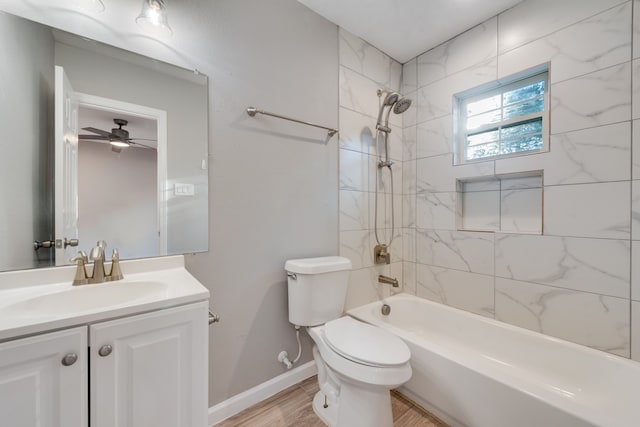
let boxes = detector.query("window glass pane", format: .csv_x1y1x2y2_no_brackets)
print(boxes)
467,129,500,146
500,119,542,139
466,109,501,130
500,135,543,154
467,129,499,146
467,94,501,116
503,97,544,120
503,81,545,106
467,142,499,160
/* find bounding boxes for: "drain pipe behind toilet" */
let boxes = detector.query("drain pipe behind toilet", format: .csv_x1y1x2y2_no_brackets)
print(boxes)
277,325,302,369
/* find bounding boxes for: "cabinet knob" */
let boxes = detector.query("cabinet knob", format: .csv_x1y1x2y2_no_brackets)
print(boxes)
61,353,78,366
98,344,113,357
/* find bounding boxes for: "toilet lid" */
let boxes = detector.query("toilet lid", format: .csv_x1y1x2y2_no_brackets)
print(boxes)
323,317,410,367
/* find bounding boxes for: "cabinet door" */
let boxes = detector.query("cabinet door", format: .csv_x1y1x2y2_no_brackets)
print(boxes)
0,327,87,427
90,302,208,427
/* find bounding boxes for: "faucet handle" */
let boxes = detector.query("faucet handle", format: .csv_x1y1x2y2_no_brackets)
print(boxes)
70,251,89,286
70,250,88,264
108,248,123,281
71,250,88,263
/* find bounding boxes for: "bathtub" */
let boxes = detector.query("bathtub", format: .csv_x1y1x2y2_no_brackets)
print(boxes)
347,293,640,427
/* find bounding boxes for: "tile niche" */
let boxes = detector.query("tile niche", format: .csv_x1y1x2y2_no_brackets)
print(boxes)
457,171,542,234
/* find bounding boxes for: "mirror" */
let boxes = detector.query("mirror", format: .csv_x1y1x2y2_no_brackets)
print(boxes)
0,10,208,272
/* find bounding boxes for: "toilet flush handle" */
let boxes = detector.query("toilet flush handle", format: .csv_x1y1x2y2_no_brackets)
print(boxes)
208,310,220,325
287,272,297,280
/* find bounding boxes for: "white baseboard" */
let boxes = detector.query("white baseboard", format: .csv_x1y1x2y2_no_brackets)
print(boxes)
208,361,317,426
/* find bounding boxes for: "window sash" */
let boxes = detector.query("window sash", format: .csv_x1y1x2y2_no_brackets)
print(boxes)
457,71,548,163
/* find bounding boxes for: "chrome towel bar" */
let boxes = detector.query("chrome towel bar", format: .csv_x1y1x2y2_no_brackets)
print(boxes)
246,106,338,137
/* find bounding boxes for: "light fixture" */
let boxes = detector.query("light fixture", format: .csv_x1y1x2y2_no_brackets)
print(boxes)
110,140,129,148
136,0,173,36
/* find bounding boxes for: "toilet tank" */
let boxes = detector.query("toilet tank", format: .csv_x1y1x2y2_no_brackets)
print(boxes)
285,256,352,326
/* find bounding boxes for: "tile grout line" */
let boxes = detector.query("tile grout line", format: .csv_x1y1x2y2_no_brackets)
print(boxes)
630,0,634,360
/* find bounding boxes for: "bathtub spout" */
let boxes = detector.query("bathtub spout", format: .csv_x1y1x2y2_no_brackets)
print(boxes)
378,275,399,287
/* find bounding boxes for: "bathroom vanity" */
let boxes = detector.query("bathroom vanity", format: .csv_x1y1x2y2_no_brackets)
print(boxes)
0,255,210,427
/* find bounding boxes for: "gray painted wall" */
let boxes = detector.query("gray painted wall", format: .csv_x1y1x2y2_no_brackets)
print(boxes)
78,140,158,260
182,0,339,405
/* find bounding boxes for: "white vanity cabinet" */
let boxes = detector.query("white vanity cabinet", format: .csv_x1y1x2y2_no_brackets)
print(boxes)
0,326,88,427
0,256,210,427
0,301,208,427
90,301,208,427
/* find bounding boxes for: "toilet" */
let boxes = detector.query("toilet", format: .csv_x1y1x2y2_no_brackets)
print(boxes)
285,256,412,427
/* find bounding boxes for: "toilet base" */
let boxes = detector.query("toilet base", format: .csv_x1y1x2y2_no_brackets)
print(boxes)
313,390,337,426
311,384,394,427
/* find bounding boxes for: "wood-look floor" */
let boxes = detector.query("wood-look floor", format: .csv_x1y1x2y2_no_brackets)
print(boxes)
215,376,448,427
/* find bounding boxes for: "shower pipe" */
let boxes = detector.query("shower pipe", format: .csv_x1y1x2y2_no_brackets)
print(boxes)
373,90,412,264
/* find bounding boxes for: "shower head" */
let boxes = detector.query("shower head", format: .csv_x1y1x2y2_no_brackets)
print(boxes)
393,97,412,114
382,92,400,106
376,92,412,133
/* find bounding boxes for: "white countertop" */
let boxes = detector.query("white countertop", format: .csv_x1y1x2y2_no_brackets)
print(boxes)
0,255,209,342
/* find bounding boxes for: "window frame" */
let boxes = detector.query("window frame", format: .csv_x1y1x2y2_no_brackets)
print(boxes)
453,66,550,165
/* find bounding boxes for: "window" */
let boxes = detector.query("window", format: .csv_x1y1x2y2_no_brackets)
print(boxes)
454,68,549,163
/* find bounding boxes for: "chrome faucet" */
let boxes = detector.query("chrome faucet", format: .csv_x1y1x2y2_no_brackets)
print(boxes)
71,240,124,285
378,274,399,288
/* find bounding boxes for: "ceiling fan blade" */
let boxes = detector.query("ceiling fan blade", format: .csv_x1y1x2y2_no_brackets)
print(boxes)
129,137,158,142
129,141,157,150
82,127,113,138
78,134,110,140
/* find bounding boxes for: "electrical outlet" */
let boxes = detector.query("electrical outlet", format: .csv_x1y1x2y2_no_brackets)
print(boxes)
174,183,195,196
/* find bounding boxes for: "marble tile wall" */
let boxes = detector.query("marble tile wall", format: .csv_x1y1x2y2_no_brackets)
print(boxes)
402,0,638,359
337,29,409,309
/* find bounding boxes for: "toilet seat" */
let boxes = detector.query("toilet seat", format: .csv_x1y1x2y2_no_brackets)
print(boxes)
323,317,410,367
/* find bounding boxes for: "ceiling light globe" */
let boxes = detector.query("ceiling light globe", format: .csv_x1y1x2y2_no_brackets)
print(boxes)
136,0,173,36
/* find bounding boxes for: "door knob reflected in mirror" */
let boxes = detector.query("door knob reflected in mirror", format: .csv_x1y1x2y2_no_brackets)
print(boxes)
33,240,54,251
52,238,79,249
63,238,79,248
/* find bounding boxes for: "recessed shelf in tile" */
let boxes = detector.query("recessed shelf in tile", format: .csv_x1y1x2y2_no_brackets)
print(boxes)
457,171,543,234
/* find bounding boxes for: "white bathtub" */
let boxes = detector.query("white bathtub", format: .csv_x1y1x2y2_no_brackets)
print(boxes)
348,293,640,427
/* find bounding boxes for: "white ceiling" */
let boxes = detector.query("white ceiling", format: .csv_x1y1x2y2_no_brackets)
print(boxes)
1,0,524,67
297,0,524,63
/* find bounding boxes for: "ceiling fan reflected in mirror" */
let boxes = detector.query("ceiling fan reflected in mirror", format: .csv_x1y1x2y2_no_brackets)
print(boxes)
79,118,157,153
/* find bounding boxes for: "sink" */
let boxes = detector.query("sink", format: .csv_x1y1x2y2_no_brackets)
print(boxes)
0,255,210,341
0,281,169,319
